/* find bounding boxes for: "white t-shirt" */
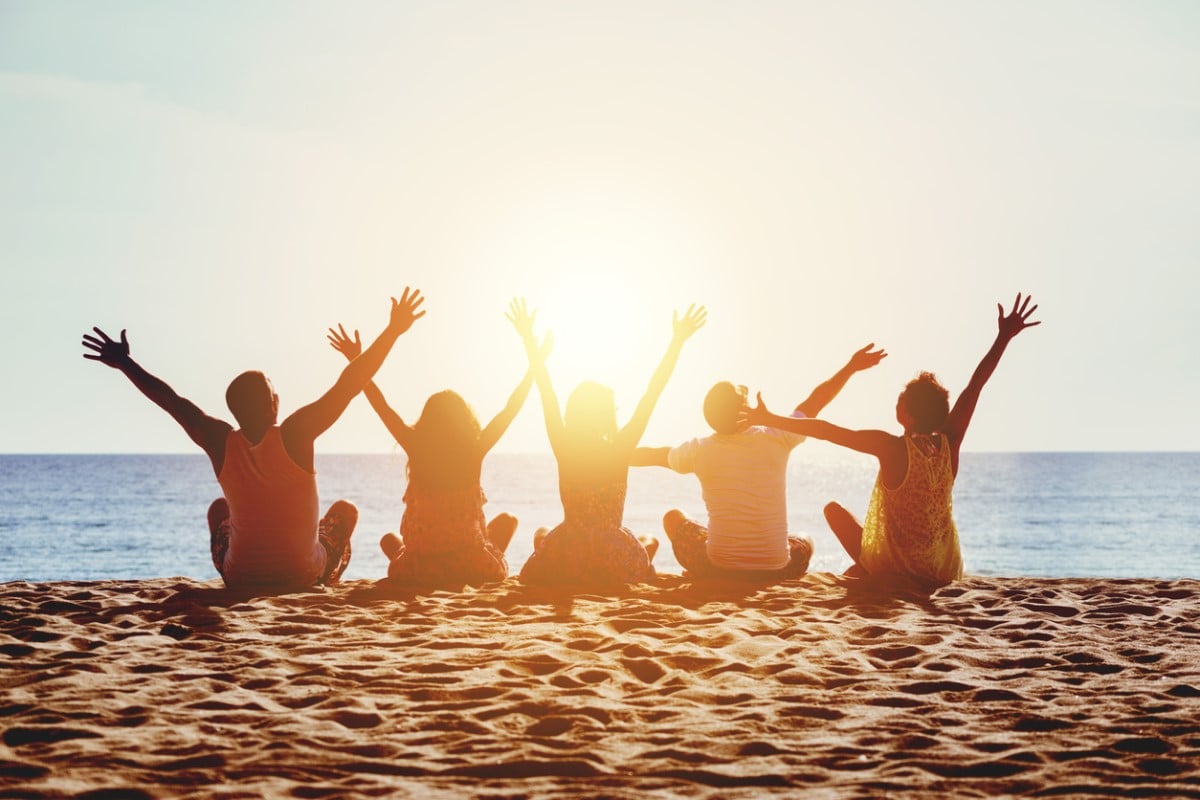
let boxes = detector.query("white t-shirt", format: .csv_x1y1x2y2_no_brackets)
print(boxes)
667,424,806,570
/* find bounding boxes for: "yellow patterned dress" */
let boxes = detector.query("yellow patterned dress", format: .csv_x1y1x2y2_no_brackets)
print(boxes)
859,434,963,586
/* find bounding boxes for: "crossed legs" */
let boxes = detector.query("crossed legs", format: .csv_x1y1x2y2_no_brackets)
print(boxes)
380,512,519,562
207,497,357,585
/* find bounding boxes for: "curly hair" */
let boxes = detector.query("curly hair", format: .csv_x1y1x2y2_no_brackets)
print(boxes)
898,372,950,434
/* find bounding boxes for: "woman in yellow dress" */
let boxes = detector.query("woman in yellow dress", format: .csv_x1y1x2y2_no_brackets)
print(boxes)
746,294,1040,587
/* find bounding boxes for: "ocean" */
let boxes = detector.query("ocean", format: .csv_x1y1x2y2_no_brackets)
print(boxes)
1,451,1197,583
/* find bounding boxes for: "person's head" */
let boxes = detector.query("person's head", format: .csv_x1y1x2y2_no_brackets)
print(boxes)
564,381,618,444
225,371,278,431
408,390,482,489
703,381,750,434
896,372,950,434
413,390,481,448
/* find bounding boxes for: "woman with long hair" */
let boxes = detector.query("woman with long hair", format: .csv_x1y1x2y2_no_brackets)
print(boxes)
327,301,544,587
510,298,707,587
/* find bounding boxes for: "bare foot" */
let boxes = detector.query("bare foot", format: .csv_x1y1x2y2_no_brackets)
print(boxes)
639,535,660,562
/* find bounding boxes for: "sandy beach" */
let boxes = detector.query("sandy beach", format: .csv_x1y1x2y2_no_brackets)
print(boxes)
2,573,1198,798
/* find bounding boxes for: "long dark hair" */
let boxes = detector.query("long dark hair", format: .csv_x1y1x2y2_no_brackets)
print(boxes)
406,390,483,491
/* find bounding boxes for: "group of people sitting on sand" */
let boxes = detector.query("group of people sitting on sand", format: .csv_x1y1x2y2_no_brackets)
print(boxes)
81,290,1039,594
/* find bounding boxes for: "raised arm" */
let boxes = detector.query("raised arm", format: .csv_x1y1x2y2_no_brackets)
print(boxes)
507,298,564,457
617,304,707,450
284,288,425,448
746,392,897,462
944,293,1040,449
82,327,231,472
327,323,415,452
480,305,553,454
794,343,887,418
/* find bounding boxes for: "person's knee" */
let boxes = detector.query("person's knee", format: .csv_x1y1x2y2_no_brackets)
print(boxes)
380,532,402,560
328,499,358,520
790,534,814,558
823,502,846,523
207,498,229,527
490,512,518,531
662,509,687,536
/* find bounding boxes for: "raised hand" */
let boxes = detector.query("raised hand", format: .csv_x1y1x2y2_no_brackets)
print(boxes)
848,343,888,372
742,392,775,427
505,297,538,341
327,324,362,362
672,304,708,342
81,327,132,369
389,287,426,334
997,293,1040,340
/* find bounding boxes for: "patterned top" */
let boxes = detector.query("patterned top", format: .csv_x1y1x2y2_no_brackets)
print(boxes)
386,484,507,586
859,435,963,586
520,476,654,586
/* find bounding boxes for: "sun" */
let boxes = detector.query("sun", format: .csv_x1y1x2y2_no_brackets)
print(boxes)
536,271,663,394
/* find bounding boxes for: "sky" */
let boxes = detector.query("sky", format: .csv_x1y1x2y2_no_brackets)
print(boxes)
2,1,1197,454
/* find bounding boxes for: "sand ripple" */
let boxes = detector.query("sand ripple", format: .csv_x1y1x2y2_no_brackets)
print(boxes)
1,574,1198,797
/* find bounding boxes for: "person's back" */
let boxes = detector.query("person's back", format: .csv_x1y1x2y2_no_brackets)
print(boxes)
218,426,324,588
744,294,1040,587
668,426,802,570
82,289,426,591
513,301,708,587
859,433,962,585
635,346,889,580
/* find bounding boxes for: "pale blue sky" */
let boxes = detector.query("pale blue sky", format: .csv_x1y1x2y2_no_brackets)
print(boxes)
2,1,1197,453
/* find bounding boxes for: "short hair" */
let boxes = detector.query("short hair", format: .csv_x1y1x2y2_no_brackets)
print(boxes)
703,381,747,434
225,371,274,429
898,372,950,434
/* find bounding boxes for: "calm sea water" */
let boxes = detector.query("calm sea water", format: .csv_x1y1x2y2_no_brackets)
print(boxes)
1,451,1197,582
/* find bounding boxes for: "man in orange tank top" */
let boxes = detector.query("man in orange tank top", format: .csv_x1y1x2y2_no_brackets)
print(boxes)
82,289,426,591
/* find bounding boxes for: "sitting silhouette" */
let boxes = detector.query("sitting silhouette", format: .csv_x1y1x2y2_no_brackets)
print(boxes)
512,298,706,587
745,293,1041,587
81,289,425,591
327,300,545,588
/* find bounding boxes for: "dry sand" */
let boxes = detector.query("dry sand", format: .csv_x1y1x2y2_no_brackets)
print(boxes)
2,573,1198,798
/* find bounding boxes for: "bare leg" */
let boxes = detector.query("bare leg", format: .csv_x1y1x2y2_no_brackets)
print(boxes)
662,509,687,539
318,500,358,584
639,536,660,562
380,532,403,561
207,498,230,535
486,513,518,553
824,501,866,576
532,527,550,551
207,498,231,576
662,509,711,575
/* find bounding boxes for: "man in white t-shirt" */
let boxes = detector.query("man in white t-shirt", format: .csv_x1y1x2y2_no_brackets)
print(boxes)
633,344,886,578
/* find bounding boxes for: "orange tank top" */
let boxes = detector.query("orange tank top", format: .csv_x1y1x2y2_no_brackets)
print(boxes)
217,426,324,588
859,434,963,586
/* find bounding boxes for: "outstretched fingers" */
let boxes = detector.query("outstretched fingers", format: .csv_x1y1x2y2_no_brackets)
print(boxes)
81,327,129,365
506,297,538,336
673,303,708,337
999,292,1041,335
